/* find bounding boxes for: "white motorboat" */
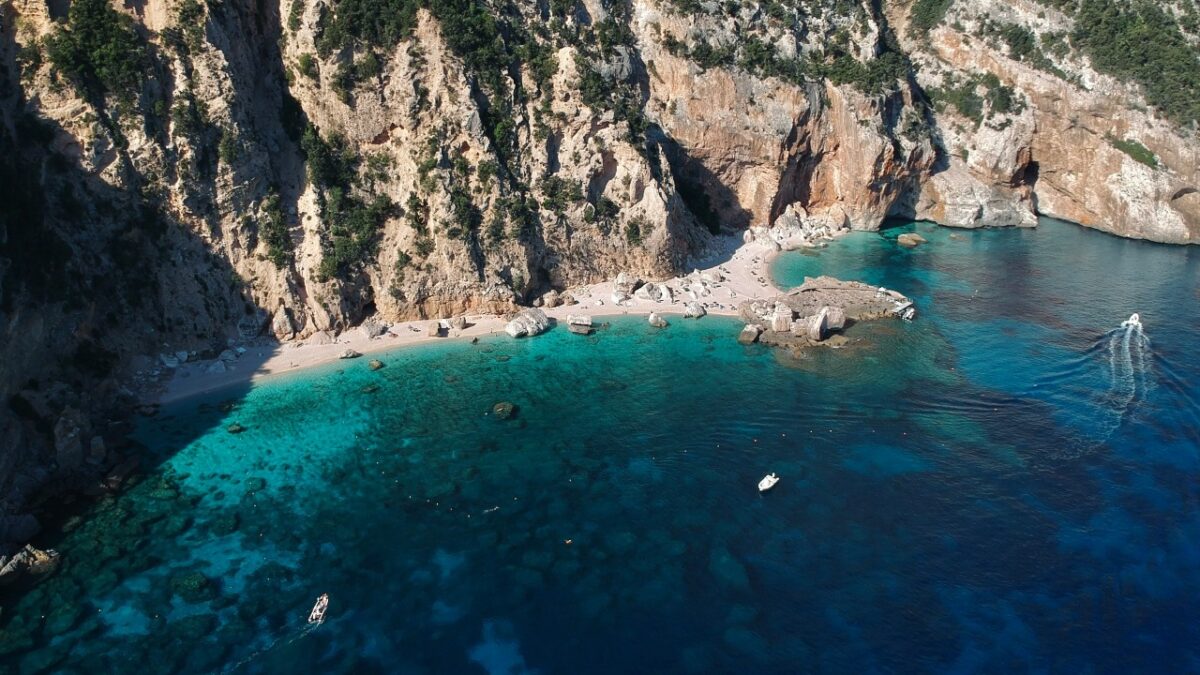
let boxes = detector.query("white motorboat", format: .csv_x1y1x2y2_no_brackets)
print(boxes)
1121,313,1141,329
758,473,780,492
308,593,329,624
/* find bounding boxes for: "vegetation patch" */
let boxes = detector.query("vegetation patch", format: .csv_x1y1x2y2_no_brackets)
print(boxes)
928,72,1024,127
1107,135,1158,169
46,0,147,103
302,126,394,280
909,0,956,37
1069,0,1200,127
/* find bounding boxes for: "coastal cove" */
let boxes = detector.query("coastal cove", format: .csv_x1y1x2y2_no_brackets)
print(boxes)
2,218,1200,672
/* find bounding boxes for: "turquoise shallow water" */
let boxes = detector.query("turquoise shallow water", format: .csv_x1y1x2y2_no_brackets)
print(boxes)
3,218,1200,673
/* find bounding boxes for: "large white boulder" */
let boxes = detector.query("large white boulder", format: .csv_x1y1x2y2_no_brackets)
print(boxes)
738,324,763,345
359,318,389,339
505,308,552,338
769,303,794,332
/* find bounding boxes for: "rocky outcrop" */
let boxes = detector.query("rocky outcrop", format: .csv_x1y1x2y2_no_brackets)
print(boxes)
737,324,763,345
741,276,911,352
0,545,60,583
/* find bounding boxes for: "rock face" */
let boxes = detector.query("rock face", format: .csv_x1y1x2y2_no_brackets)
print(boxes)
504,309,551,338
889,1,1200,243
683,302,707,319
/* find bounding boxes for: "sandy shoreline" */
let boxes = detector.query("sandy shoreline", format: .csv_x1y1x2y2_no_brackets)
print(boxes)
153,236,788,405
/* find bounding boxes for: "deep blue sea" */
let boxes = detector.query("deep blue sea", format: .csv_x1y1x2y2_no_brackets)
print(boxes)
3,218,1200,673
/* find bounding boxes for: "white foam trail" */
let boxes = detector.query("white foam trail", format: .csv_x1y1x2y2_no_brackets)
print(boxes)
1055,321,1154,458
1099,321,1153,437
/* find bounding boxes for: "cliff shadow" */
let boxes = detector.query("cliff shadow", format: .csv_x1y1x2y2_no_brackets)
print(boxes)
658,135,753,235
0,22,285,609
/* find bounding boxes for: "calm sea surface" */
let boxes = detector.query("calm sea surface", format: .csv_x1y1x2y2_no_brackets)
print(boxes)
2,218,1199,673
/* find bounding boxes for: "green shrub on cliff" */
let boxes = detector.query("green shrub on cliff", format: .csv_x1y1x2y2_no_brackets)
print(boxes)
46,0,147,103
909,0,955,37
260,193,294,268
302,126,394,279
1107,135,1158,169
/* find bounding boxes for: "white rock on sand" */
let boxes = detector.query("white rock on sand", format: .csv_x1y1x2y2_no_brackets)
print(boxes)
505,308,551,338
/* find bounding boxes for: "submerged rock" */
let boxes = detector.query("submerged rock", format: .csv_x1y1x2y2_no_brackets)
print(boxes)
209,513,240,536
226,423,246,434
170,571,218,603
897,232,927,247
368,359,385,371
504,308,551,338
492,401,516,420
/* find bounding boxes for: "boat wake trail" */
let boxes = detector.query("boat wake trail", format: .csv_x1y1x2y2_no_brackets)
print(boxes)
1046,317,1155,460
224,615,322,674
1096,317,1154,440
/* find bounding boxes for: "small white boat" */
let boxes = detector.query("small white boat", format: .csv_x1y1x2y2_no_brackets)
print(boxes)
1121,313,1141,329
758,473,780,492
308,593,329,624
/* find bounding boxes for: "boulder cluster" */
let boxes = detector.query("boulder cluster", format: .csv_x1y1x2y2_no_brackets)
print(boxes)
738,276,913,350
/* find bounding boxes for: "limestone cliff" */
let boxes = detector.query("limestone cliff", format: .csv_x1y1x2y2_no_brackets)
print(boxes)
1,0,1198,552
892,0,1200,242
